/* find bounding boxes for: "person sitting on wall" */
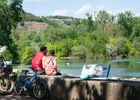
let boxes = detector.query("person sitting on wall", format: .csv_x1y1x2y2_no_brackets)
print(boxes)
31,46,47,74
44,50,61,75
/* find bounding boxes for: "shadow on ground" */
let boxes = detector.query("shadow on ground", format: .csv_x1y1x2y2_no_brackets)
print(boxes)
0,94,35,100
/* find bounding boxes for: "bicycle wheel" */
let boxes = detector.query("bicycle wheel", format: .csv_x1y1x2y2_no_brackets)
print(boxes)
33,80,47,99
14,81,24,95
0,78,14,94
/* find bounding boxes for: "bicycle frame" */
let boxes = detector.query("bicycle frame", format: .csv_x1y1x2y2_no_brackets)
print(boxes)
16,73,38,90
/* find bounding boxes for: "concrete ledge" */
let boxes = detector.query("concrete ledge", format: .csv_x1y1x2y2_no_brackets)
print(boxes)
36,75,140,100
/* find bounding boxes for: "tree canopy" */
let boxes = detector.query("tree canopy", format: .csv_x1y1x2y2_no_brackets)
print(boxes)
0,0,24,61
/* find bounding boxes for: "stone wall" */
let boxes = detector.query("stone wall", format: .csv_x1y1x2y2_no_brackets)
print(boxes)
38,75,140,100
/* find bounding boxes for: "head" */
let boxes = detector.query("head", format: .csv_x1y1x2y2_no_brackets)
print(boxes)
49,50,55,56
40,46,47,54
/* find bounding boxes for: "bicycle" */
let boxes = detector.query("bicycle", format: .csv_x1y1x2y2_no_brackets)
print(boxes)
0,55,16,95
14,67,47,99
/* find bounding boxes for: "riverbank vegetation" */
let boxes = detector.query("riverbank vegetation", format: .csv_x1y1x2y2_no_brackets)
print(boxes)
0,1,140,64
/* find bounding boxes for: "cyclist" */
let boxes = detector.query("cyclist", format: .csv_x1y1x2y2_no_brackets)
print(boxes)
31,46,47,74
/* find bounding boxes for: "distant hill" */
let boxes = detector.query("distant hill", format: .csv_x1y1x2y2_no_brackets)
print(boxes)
23,12,75,22
17,12,80,32
17,21,48,32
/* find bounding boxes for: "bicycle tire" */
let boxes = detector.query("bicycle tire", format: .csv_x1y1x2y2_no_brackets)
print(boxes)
0,77,14,95
14,80,24,95
33,80,47,99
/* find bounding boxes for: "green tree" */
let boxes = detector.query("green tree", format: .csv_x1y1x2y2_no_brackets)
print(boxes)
95,10,113,30
132,37,140,55
117,11,134,38
85,13,96,32
67,29,77,39
71,45,87,59
0,0,24,61
42,26,67,43
90,30,109,58
106,37,117,57
115,37,130,57
72,18,81,26
20,46,36,64
130,17,140,41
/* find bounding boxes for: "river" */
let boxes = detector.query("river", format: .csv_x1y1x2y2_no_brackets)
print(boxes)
15,57,140,78
57,57,140,78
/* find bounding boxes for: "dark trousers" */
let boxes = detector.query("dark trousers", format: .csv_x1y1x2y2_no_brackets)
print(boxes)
56,71,62,75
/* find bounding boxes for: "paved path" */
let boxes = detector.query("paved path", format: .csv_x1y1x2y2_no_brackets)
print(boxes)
0,95,35,100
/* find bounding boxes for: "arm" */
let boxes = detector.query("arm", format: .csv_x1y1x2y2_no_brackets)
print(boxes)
42,56,46,69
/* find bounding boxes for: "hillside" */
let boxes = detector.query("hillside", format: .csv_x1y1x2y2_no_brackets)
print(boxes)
17,12,79,32
17,21,48,32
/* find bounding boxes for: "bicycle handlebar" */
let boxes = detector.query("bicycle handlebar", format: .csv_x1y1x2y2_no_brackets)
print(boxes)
28,66,38,74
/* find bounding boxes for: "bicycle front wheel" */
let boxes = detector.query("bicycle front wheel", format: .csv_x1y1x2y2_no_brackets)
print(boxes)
14,80,24,95
33,80,47,99
0,78,14,94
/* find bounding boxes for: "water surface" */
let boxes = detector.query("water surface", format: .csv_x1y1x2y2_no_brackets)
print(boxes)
57,58,140,78
15,58,140,78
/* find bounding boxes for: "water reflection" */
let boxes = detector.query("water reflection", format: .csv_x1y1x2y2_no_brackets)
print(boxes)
58,58,140,78
14,58,140,78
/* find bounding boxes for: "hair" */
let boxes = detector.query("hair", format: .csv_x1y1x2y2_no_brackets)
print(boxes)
49,50,55,56
40,46,47,52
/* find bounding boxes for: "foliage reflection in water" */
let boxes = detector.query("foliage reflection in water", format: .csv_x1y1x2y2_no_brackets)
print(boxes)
57,58,140,78
14,58,140,78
